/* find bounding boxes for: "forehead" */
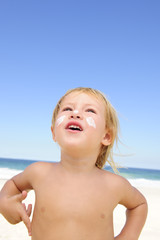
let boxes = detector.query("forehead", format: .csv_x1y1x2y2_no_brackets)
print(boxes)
61,91,105,107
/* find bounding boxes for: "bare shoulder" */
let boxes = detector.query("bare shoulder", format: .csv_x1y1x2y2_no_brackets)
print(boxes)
20,161,57,177
99,168,130,188
12,162,58,191
99,169,146,208
24,161,56,174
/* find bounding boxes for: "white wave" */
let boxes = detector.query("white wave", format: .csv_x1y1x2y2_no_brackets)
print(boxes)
1,167,160,189
0,168,22,180
128,178,160,188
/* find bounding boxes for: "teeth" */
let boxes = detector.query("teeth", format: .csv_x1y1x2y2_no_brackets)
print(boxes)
69,125,82,131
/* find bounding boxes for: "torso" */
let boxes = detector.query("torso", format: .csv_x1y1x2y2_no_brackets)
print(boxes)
30,163,120,240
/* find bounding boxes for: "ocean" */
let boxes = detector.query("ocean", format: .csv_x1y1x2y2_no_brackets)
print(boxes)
0,157,160,187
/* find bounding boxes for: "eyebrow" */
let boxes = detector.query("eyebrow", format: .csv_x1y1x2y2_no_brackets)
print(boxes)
84,103,99,108
61,102,99,108
60,103,100,113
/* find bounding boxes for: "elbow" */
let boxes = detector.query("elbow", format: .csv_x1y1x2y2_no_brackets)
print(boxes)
126,198,148,221
142,198,148,220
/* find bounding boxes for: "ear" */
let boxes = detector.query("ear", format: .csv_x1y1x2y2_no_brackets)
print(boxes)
51,126,56,142
101,130,112,146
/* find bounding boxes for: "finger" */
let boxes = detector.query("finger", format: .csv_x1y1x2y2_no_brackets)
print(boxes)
26,204,32,217
16,191,27,202
22,203,27,211
21,190,28,200
21,210,32,236
22,203,32,217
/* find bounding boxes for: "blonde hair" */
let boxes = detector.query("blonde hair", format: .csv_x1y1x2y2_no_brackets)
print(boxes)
52,87,119,172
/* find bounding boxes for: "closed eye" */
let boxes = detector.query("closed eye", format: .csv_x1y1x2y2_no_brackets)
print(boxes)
63,107,72,111
86,109,96,114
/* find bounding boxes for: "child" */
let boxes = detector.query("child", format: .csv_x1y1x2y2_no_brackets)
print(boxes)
0,87,147,240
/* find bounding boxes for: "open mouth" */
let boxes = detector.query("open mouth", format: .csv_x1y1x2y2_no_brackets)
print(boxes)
66,122,83,132
68,125,82,131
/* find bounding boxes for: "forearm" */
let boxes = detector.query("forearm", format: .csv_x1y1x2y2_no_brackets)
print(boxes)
0,179,21,196
0,175,32,235
0,179,21,213
115,201,148,240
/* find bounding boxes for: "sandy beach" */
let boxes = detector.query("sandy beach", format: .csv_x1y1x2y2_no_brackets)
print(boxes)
0,179,160,239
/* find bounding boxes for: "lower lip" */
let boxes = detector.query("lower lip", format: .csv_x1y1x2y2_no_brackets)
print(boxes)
66,129,82,133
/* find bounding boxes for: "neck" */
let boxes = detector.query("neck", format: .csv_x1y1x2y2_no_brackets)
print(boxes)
59,150,98,174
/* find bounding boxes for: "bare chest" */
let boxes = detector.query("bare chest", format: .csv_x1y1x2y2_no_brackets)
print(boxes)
33,177,115,222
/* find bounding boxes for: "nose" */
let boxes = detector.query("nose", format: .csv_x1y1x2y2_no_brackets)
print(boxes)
70,110,82,119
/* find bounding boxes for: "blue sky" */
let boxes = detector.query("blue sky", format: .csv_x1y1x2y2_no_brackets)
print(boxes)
0,0,160,169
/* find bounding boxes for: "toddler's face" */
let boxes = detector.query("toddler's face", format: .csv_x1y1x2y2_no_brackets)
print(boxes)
51,92,111,154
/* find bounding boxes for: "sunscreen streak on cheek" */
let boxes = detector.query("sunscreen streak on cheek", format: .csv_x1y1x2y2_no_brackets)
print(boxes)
86,117,96,129
56,115,66,126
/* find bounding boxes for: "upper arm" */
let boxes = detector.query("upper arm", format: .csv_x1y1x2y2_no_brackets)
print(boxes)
117,176,147,210
11,162,47,192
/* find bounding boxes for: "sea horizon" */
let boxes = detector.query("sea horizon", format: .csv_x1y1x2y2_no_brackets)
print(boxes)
0,156,160,171
0,158,160,185
0,157,160,187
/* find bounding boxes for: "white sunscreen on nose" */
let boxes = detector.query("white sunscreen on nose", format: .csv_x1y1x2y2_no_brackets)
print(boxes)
86,117,96,128
73,110,79,114
56,115,66,126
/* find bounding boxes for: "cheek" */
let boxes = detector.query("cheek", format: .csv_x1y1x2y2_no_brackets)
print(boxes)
86,117,96,129
56,115,66,126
